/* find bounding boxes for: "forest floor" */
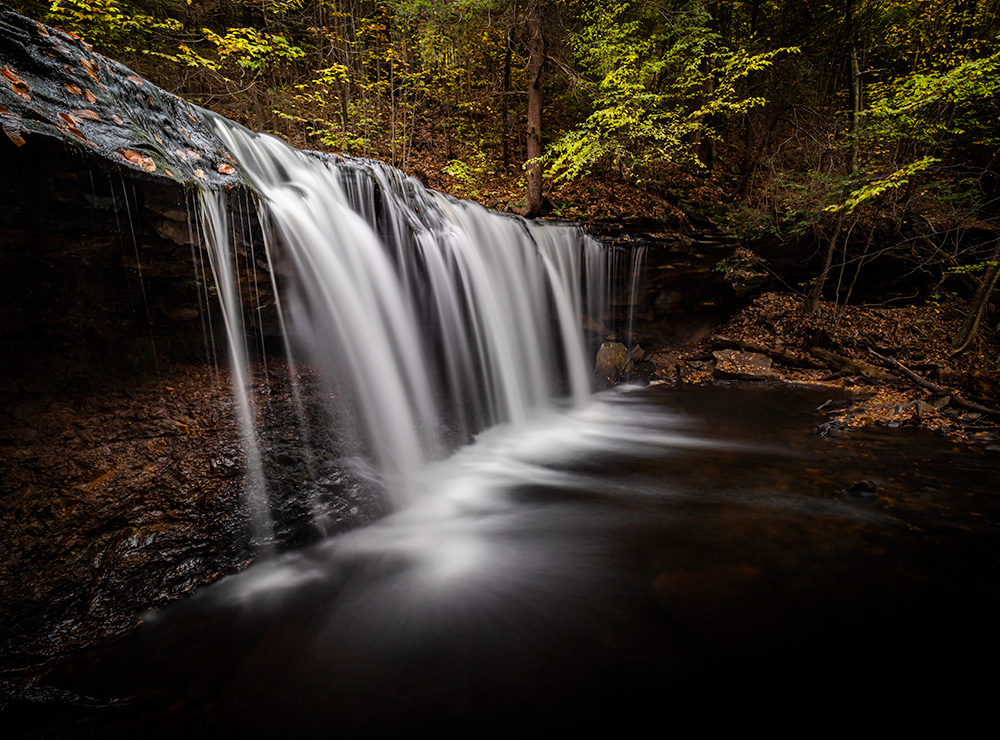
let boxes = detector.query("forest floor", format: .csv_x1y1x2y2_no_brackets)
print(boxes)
649,290,1000,445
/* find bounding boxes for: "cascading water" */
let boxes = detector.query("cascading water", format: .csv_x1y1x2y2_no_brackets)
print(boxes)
198,116,620,538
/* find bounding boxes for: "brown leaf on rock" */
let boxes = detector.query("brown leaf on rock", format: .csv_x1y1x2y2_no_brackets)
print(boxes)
11,81,31,101
2,66,31,101
58,111,81,127
0,104,14,117
175,149,187,160
65,124,87,142
84,90,97,104
80,58,100,84
116,148,156,172
36,21,50,37
217,162,235,175
65,83,83,95
117,148,143,166
126,75,144,86
2,66,25,85
194,168,206,180
113,114,124,125
72,109,102,122
3,124,26,146
185,148,202,160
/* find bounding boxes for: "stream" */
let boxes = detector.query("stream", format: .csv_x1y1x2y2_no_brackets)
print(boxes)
14,382,1000,736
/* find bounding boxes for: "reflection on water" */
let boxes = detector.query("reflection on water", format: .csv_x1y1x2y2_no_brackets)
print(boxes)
39,384,1000,735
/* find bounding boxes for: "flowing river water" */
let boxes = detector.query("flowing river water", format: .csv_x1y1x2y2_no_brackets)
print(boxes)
27,383,1000,735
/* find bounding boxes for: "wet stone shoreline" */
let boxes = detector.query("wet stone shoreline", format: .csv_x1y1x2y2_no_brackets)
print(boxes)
0,362,386,702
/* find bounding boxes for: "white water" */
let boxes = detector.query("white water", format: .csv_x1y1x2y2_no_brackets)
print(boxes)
198,117,631,538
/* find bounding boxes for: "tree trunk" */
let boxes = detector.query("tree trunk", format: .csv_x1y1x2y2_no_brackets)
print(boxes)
952,239,1000,355
501,28,513,173
524,0,545,218
804,211,846,316
847,0,860,175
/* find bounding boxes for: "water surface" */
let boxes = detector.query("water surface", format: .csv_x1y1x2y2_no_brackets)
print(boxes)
37,383,1000,735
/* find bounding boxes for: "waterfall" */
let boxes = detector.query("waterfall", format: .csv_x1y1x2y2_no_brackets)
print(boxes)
198,117,629,539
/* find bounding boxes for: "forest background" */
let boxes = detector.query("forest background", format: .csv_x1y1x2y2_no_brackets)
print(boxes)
5,0,1000,348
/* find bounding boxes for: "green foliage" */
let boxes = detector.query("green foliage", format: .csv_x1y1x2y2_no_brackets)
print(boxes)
867,51,1000,150
202,27,306,74
824,156,939,214
443,145,495,199
47,0,166,51
544,1,796,185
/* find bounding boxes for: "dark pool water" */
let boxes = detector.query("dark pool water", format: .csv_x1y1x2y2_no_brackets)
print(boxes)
19,384,1000,736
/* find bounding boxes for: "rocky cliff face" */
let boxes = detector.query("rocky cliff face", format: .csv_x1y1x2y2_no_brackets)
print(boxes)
0,8,385,695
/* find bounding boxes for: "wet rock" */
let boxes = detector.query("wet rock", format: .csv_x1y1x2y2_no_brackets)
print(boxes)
842,480,878,498
814,419,845,437
595,341,629,385
928,395,951,410
712,349,776,381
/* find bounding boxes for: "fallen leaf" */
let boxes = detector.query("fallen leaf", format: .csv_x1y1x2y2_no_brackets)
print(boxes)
2,66,25,85
11,81,30,101
117,148,143,166
84,90,97,104
80,58,99,84
72,109,101,122
2,66,31,100
116,147,156,172
126,75,144,85
65,83,83,95
58,111,81,127
36,21,49,37
164,168,175,178
217,162,235,175
194,168,206,180
112,113,124,125
3,124,25,146
65,124,87,142
154,134,162,144
185,148,202,160
175,149,187,160
0,105,13,117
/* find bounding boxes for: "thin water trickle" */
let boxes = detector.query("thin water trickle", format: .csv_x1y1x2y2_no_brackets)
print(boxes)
199,192,273,545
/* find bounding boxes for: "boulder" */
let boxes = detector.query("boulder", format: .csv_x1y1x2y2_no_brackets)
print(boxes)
712,349,776,381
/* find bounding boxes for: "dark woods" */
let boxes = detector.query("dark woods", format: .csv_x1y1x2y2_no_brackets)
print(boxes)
5,0,1000,362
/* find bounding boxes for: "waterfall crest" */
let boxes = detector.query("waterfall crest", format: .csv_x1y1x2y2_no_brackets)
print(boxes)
199,117,620,537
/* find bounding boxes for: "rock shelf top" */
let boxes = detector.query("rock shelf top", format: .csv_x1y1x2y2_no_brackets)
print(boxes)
0,5,240,188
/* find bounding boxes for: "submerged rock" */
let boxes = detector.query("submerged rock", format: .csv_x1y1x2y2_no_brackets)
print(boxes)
842,479,879,498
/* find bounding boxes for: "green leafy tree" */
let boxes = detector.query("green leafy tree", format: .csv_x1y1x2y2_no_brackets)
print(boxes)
544,1,793,188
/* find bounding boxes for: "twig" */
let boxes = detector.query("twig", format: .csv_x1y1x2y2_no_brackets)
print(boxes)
868,349,1000,419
